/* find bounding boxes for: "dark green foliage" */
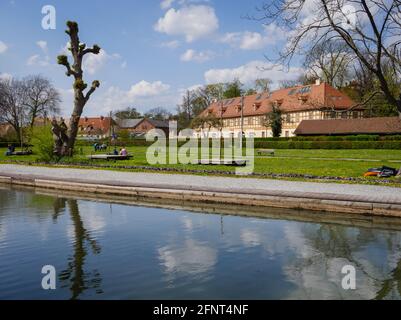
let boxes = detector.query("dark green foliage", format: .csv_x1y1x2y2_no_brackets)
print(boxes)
264,105,283,137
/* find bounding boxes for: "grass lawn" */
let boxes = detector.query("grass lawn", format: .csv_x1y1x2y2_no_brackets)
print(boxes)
1,146,401,185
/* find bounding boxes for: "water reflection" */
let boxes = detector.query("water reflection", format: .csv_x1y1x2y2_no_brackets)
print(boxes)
1,185,401,299
53,198,103,300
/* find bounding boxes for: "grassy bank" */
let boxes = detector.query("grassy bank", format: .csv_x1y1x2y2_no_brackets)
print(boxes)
1,147,401,185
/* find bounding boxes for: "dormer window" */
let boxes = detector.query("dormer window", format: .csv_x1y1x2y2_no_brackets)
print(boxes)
236,105,242,113
274,99,283,107
298,95,308,103
253,103,261,111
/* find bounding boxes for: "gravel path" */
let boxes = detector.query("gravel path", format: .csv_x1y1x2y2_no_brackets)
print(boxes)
0,164,400,202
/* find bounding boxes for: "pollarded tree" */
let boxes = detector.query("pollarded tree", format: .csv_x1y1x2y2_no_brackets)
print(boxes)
56,21,101,156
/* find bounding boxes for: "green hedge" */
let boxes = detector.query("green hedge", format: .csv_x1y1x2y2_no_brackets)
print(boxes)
254,135,401,142
254,140,401,149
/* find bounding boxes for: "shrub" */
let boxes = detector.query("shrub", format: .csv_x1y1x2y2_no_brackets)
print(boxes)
31,125,57,162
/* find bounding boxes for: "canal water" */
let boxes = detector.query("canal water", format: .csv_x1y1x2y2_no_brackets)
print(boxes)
0,186,401,300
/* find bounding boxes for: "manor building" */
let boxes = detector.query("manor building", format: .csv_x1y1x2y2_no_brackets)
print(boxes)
196,80,362,138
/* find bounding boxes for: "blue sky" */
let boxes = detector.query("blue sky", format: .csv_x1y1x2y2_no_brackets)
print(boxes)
0,0,303,116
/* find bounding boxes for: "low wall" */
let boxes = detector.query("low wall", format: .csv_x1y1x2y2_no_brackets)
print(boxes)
1,173,401,217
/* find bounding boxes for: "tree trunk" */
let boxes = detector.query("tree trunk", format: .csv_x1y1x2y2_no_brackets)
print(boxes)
66,95,85,156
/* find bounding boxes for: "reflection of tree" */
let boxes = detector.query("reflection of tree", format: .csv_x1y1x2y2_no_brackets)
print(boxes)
300,224,401,299
375,260,401,300
55,199,103,300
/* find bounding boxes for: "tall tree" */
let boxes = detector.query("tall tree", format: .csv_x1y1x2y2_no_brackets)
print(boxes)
57,21,101,156
255,0,401,116
0,78,28,144
114,107,142,120
22,75,61,128
264,104,283,137
223,79,244,98
176,90,195,128
144,107,171,121
303,41,352,88
255,78,272,93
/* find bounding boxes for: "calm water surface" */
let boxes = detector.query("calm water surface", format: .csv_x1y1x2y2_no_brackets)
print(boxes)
0,186,401,300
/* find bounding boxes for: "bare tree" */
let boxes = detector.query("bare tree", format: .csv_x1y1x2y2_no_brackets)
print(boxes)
0,78,28,145
255,78,273,92
303,40,352,88
22,75,61,128
254,0,401,115
57,21,101,156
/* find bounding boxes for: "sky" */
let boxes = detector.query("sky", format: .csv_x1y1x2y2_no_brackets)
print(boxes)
0,0,304,116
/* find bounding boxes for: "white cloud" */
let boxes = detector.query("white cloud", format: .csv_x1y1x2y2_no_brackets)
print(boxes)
154,5,219,42
83,49,109,75
26,54,50,67
204,60,304,87
180,49,214,62
128,80,170,97
0,41,8,54
36,40,48,54
0,73,12,81
161,0,175,10
121,61,127,69
26,41,52,67
161,40,180,49
221,24,286,50
92,80,172,113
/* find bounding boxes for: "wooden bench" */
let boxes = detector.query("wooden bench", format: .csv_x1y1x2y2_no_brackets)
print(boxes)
256,149,275,156
87,154,133,161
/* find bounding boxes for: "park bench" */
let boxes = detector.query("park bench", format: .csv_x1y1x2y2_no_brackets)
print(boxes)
256,149,275,156
87,154,133,161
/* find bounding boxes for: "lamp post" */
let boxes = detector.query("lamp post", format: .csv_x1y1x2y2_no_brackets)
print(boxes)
240,94,244,151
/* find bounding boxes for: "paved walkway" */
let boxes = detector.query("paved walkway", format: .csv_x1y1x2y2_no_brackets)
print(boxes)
0,164,400,204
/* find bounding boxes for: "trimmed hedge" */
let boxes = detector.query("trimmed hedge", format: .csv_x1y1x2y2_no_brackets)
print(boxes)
254,140,401,149
255,135,401,142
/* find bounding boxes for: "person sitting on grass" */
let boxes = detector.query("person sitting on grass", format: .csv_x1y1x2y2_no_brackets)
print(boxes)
120,146,128,156
113,148,118,155
5,144,15,156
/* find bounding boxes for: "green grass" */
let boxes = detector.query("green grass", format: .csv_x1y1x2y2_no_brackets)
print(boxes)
1,146,401,185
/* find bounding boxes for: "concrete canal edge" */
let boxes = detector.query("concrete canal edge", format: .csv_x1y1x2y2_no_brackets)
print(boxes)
1,173,401,217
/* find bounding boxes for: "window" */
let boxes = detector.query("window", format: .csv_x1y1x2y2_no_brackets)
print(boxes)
298,86,311,94
288,89,296,95
353,111,359,119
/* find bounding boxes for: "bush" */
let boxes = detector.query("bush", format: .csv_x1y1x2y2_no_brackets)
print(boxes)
254,140,401,149
31,125,57,162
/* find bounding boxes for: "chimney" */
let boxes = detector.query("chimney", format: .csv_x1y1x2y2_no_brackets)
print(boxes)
84,117,88,122
315,78,321,86
100,115,104,121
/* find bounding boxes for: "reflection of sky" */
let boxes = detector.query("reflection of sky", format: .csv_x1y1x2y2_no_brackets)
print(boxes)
2,187,401,299
158,239,217,275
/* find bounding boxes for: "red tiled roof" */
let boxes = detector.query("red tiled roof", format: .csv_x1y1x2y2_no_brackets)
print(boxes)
200,82,357,119
294,117,401,135
78,117,113,135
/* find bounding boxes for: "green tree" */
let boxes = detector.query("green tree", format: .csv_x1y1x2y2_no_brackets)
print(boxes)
114,107,142,120
264,104,283,137
144,107,171,121
31,125,57,162
223,79,244,99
